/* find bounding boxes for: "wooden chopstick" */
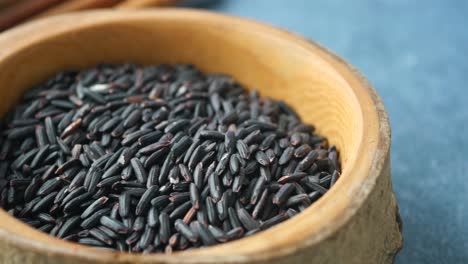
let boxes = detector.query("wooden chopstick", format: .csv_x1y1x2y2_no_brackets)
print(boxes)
34,0,123,18
0,0,17,10
0,0,182,32
116,0,181,8
0,0,62,31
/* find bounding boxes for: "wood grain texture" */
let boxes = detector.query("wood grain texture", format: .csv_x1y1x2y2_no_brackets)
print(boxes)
0,9,402,263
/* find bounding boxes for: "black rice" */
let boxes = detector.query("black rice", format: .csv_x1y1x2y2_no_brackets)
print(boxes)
0,63,340,253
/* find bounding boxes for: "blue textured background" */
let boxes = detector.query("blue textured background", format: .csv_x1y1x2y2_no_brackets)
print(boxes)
188,0,468,263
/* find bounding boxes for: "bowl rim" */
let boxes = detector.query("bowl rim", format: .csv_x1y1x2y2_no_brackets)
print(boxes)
0,8,390,263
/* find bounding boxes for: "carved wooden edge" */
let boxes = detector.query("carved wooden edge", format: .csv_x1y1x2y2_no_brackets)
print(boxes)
315,41,403,263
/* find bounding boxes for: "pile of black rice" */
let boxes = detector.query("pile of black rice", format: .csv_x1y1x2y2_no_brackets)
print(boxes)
0,64,340,253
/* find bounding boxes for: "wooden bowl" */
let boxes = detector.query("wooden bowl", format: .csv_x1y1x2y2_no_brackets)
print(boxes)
0,9,403,264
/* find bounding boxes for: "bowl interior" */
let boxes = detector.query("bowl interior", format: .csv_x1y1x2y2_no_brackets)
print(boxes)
0,10,371,263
